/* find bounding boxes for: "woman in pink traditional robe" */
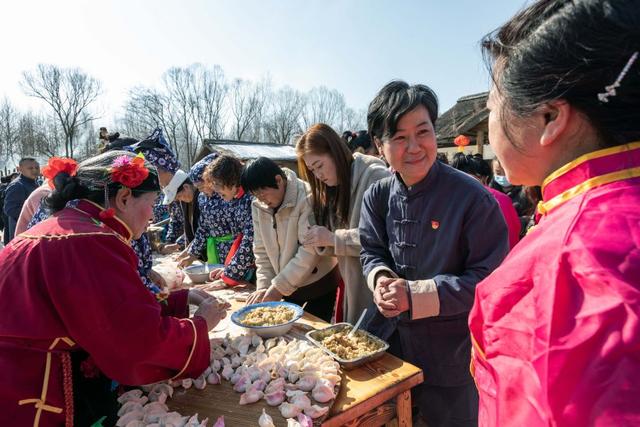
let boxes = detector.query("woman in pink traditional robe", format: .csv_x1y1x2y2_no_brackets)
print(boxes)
468,1,640,426
0,152,229,426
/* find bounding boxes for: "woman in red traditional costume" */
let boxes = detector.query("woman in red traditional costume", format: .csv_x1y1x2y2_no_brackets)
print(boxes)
468,1,640,425
0,151,229,426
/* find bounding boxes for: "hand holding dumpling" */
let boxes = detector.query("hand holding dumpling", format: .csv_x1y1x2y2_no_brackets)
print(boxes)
194,297,230,330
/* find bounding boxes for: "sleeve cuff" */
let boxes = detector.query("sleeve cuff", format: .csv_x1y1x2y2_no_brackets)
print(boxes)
334,229,347,256
366,266,398,292
170,317,210,380
407,279,440,320
272,278,297,297
162,289,189,318
221,273,242,287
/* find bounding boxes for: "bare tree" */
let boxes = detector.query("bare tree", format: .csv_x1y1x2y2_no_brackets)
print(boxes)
74,114,100,160
189,64,228,144
21,64,101,158
264,87,306,145
15,112,62,158
0,98,20,160
229,78,270,141
163,67,199,165
121,87,182,157
337,107,367,133
301,86,346,130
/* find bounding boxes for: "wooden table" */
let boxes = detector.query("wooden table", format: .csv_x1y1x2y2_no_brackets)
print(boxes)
155,257,424,426
170,301,422,427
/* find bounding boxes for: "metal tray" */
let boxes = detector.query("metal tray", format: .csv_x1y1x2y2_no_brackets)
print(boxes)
305,322,389,369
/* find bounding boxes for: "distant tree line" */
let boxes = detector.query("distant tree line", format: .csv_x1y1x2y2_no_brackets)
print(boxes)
0,63,366,168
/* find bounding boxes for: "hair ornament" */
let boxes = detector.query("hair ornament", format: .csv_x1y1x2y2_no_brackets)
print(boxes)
597,51,638,103
41,157,78,188
110,152,149,188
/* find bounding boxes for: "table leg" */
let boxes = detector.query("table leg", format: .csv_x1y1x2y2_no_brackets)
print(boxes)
395,390,412,427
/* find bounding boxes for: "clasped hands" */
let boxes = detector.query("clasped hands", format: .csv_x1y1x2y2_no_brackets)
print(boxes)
374,276,410,318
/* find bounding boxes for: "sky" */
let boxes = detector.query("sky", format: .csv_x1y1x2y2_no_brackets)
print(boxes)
1,0,528,127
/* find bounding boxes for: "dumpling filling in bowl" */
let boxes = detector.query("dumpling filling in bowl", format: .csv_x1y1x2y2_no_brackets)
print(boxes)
320,329,384,360
240,306,295,327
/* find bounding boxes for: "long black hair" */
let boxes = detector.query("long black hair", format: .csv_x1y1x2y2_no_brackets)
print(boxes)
296,124,353,228
482,0,640,148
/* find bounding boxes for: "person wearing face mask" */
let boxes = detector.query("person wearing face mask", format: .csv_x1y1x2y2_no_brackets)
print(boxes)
490,157,532,235
469,1,640,424
242,157,339,321
295,124,389,324
359,81,509,427
451,153,521,249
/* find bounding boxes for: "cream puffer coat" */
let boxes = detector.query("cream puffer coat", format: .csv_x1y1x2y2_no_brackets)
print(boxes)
252,169,337,295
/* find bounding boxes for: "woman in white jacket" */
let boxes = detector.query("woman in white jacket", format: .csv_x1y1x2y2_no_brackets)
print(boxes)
296,124,389,324
242,157,339,321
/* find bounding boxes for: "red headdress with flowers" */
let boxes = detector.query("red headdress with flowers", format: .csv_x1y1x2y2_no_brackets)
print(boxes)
99,153,150,220
41,157,79,189
110,153,150,188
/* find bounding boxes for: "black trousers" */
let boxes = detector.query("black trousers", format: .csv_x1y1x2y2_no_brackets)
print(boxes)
285,266,340,322
386,329,479,427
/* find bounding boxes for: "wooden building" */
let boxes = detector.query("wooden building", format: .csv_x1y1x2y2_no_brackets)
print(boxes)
194,139,300,175
436,92,494,161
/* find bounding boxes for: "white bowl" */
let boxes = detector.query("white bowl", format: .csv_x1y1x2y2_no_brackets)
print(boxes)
183,264,223,284
231,301,304,338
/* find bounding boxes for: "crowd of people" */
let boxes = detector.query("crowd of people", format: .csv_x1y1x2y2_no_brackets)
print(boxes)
0,0,638,425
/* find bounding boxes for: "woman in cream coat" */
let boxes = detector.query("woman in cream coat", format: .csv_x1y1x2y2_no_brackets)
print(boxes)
296,124,389,324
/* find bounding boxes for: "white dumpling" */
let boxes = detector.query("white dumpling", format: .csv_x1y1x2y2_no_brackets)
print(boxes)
117,389,143,404
239,389,264,405
193,376,207,390
295,375,317,392
265,378,285,394
207,372,221,384
279,402,303,419
289,394,311,411
117,401,142,417
150,383,174,399
311,379,335,403
304,404,329,419
116,409,143,426
233,375,252,393
265,389,286,406
221,364,234,381
251,334,263,348
297,413,314,427
258,408,275,427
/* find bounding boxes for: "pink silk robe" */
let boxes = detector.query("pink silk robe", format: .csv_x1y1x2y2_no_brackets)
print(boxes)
0,200,210,426
469,142,640,426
